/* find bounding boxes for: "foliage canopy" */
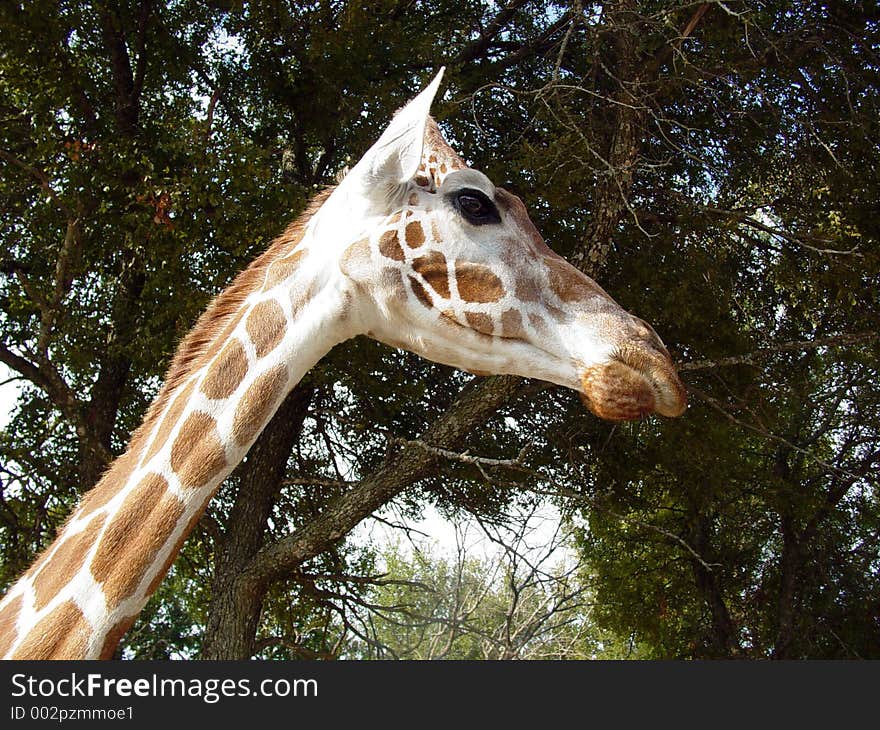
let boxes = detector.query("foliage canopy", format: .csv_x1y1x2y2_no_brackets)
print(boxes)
1,1,877,659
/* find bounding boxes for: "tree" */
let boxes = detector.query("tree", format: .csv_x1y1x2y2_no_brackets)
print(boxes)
1,1,877,659
338,508,608,660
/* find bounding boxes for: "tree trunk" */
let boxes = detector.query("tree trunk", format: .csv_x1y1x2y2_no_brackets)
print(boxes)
79,264,147,488
199,384,314,659
203,375,528,658
690,513,742,657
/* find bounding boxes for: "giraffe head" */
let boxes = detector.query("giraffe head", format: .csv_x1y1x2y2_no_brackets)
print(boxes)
325,69,686,421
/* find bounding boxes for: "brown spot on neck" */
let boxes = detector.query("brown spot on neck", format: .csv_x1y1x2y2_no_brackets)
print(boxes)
263,249,305,291
170,412,227,490
501,308,525,339
231,364,289,447
31,514,107,613
90,472,184,606
145,507,205,598
201,340,248,400
0,593,23,658
339,238,371,280
99,615,139,659
409,276,433,308
143,379,197,465
246,299,287,358
12,600,91,659
465,311,495,336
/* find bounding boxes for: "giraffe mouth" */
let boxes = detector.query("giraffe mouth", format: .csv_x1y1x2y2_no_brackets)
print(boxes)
578,349,687,421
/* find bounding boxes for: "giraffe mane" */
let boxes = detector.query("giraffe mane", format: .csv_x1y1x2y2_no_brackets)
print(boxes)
129,186,336,456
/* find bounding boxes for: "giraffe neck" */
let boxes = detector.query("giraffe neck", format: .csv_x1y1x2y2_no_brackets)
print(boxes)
0,221,356,659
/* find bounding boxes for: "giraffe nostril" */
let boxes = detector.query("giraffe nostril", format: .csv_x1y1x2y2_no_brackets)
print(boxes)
631,317,671,360
609,339,687,419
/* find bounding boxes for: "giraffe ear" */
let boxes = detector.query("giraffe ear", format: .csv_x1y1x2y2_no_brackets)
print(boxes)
349,67,445,204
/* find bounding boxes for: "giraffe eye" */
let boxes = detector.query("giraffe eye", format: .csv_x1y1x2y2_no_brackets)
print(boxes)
452,189,501,225
459,195,486,216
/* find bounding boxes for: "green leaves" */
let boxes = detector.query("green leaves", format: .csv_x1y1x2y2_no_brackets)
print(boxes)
1,0,878,659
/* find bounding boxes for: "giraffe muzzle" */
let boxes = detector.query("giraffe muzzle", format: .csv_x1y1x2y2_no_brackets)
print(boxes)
578,345,687,421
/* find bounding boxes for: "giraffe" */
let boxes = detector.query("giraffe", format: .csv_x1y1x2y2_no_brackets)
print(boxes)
0,69,686,659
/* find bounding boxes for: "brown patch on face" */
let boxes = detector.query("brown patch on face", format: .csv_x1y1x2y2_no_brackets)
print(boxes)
407,192,419,206
143,380,196,464
91,473,184,606
246,300,287,358
439,162,447,175
12,600,91,659
409,276,433,308
201,340,248,400
415,175,431,188
580,361,656,422
455,263,505,303
528,313,548,334
263,249,304,290
99,615,139,659
514,276,543,304
501,309,525,339
412,251,450,299
405,221,426,249
0,593,22,657
544,257,607,304
379,230,405,262
232,364,289,447
170,412,227,490
32,514,106,613
465,311,494,336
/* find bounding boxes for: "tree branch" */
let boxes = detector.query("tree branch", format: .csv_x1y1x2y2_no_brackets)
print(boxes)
454,0,534,66
0,149,71,216
242,375,527,587
677,331,878,372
